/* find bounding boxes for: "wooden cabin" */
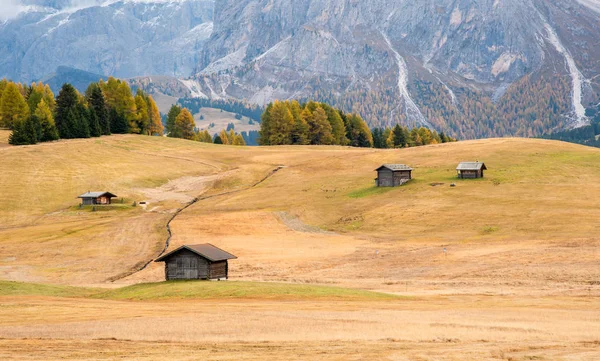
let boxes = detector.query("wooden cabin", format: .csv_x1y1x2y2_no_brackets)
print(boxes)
375,164,413,187
456,162,487,179
78,191,117,205
155,244,237,281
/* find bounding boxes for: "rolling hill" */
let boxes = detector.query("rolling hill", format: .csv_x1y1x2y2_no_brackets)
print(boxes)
0,135,599,360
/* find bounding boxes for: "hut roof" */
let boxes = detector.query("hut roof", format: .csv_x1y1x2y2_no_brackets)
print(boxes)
78,191,118,199
456,162,487,171
155,244,237,263
376,164,413,171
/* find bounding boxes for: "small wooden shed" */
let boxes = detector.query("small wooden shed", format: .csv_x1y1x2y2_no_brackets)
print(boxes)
155,244,237,281
456,162,487,179
375,164,413,187
78,191,118,205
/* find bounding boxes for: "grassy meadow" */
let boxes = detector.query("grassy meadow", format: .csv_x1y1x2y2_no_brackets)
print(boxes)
0,134,599,359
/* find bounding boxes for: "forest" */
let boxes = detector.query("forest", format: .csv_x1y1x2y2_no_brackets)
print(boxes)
259,100,454,148
540,103,600,148
0,77,247,146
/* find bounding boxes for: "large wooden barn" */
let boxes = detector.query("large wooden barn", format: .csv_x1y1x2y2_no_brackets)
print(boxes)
78,191,118,205
375,164,413,187
155,244,237,281
456,162,487,179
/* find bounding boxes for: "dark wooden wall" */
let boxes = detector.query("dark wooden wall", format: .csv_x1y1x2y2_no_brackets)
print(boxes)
377,169,412,187
458,170,483,179
164,249,229,280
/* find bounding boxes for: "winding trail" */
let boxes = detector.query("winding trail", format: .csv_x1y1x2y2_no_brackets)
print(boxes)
108,165,285,282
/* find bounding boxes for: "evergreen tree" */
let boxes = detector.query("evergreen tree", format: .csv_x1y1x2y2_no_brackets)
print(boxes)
0,82,30,129
166,105,182,137
87,84,110,135
88,107,101,137
75,103,91,138
393,124,406,148
55,84,79,139
372,128,385,148
214,134,223,144
174,108,195,140
35,99,59,142
9,116,38,145
109,108,129,134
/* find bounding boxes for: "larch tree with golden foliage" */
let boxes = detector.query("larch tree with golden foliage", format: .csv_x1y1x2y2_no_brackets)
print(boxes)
146,96,163,136
174,108,196,140
0,82,30,129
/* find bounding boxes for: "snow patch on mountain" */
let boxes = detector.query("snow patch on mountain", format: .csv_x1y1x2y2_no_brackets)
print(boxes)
380,30,431,128
179,78,207,98
540,20,588,127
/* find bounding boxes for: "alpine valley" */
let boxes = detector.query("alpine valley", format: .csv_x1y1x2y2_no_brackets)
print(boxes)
2,0,600,138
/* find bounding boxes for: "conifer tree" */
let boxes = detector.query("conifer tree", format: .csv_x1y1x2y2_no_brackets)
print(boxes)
307,106,334,145
233,134,246,146
258,103,274,145
88,85,110,135
393,124,406,148
9,116,38,145
88,107,101,137
26,86,43,114
166,105,182,137
265,101,294,145
0,82,30,129
55,84,79,139
213,134,223,144
35,99,59,142
174,108,195,140
219,129,230,145
383,127,394,148
75,103,91,138
147,96,164,136
321,103,347,145
133,92,149,134
109,108,129,134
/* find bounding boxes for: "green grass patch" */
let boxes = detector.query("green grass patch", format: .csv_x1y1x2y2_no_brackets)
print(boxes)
92,281,399,301
0,281,95,298
0,280,399,302
348,186,396,199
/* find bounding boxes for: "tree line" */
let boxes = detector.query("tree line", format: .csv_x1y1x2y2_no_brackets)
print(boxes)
259,100,373,147
540,102,600,148
372,125,455,148
259,100,455,148
0,77,164,145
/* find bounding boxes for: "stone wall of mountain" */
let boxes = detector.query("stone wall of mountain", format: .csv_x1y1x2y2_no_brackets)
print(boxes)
0,0,214,83
2,0,600,138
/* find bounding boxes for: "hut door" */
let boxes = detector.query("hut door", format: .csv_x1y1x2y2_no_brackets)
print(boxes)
183,257,199,279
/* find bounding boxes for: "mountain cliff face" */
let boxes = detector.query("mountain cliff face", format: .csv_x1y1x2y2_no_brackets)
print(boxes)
0,0,214,83
186,0,600,137
2,0,600,138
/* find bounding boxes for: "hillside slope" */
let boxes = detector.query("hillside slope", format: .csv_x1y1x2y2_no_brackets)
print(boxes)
0,135,599,294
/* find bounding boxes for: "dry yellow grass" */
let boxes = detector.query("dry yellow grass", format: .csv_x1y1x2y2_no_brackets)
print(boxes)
0,129,10,147
1,135,600,359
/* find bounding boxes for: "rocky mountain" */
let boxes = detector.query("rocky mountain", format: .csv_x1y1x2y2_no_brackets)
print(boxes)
0,0,213,83
2,0,600,138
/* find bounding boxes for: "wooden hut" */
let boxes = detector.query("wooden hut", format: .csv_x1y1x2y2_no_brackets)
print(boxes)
456,162,487,179
155,244,237,281
375,164,413,187
78,191,117,205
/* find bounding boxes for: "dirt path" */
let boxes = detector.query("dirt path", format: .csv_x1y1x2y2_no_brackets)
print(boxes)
108,166,285,282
